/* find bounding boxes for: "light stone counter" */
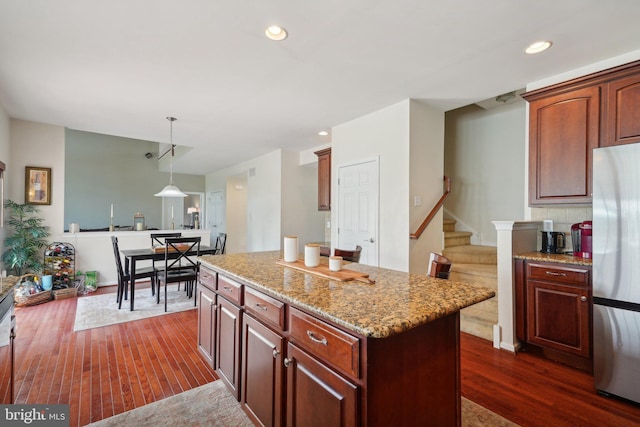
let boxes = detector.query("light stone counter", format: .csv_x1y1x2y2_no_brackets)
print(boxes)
514,251,592,266
199,250,495,338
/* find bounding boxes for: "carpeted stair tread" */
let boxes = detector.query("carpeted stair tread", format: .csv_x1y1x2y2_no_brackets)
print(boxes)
443,244,497,265
443,219,457,232
460,307,497,341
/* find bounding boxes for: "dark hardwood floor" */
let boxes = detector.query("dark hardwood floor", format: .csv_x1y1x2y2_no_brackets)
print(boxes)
11,285,640,426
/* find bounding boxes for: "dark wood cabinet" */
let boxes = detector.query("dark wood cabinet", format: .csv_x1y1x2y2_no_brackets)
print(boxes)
314,148,331,211
197,282,216,367
525,86,600,205
515,259,592,371
241,314,285,427
216,294,243,399
604,73,640,146
523,59,640,206
285,343,358,427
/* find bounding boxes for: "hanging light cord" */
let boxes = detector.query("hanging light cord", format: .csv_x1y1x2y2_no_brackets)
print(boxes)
157,117,178,182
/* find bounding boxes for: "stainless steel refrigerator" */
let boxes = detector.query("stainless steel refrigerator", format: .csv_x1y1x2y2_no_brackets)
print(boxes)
592,142,640,404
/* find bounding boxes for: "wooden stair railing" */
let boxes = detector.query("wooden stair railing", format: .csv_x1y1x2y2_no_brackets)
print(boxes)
410,176,452,240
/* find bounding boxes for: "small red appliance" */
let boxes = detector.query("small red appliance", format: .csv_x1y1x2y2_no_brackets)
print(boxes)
571,221,592,258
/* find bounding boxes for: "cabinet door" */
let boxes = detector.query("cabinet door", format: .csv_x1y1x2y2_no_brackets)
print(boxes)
604,73,640,146
315,148,331,211
528,86,600,205
286,343,358,427
526,280,591,357
216,295,242,399
197,284,216,367
241,314,285,427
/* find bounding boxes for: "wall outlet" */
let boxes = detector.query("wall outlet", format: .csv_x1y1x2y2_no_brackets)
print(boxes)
543,220,553,231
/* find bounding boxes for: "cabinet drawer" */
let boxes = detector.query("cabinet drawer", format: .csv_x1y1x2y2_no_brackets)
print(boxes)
289,307,359,378
527,263,590,287
244,287,285,331
200,267,216,291
217,275,244,306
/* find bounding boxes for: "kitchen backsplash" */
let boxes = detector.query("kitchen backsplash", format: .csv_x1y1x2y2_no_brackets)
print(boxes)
531,206,593,253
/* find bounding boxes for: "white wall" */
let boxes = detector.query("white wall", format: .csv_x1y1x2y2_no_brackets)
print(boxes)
206,149,283,253
9,119,66,234
281,150,326,250
0,106,10,269
444,101,526,245
409,100,445,274
226,174,247,254
332,99,444,272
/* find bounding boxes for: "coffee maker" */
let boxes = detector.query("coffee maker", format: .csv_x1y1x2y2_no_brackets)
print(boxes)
571,221,592,258
540,231,565,253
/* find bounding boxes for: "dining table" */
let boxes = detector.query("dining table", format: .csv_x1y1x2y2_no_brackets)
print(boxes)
120,245,217,311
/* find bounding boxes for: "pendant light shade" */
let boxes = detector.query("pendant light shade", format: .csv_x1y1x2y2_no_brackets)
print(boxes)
155,117,187,198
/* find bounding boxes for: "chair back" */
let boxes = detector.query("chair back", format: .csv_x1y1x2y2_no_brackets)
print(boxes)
164,236,201,272
111,236,126,280
334,245,362,263
151,232,182,247
214,232,227,255
428,252,451,279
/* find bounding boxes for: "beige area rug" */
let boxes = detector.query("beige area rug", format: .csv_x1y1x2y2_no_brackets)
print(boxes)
74,284,197,331
86,380,518,427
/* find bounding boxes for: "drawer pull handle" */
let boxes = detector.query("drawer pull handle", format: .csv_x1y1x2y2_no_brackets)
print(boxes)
307,330,328,346
273,349,280,359
545,271,566,277
283,357,293,368
255,303,268,311
223,286,233,293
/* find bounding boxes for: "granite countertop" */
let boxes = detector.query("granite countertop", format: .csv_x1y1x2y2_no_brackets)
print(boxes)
0,276,19,322
199,251,495,339
514,252,592,266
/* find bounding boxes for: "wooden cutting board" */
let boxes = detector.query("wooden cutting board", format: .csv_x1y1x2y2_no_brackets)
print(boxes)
153,244,191,253
276,260,374,283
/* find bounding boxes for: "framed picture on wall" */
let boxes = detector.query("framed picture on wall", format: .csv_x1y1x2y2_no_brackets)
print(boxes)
25,166,52,205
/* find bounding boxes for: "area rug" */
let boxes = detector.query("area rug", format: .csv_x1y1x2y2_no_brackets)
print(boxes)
86,380,518,427
74,284,197,332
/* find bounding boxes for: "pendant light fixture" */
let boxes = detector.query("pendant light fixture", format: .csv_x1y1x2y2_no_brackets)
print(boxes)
154,116,187,198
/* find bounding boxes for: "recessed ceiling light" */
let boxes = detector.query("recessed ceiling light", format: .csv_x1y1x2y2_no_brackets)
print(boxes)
318,130,329,136
265,25,288,41
525,41,552,54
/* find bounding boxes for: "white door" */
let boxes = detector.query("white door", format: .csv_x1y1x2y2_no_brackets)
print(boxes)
337,160,379,266
207,191,224,231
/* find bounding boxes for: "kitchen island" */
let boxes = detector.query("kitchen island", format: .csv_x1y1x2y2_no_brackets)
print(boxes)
198,251,495,426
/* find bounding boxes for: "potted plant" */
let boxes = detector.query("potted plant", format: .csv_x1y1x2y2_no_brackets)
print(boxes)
2,199,51,276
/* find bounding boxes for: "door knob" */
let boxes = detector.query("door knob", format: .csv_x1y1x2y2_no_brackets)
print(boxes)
365,238,375,243
580,296,588,302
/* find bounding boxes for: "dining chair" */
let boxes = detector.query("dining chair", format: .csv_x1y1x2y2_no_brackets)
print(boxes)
155,236,201,312
150,232,182,247
427,252,451,279
334,245,362,263
214,232,227,255
111,236,157,309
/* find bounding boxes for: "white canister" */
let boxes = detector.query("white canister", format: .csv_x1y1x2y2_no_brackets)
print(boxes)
304,244,320,267
69,223,80,233
329,255,343,272
283,236,299,262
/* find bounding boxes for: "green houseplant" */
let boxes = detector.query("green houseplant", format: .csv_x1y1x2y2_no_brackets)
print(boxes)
3,199,51,276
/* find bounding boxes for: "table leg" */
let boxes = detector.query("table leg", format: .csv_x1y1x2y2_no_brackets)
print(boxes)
130,259,136,311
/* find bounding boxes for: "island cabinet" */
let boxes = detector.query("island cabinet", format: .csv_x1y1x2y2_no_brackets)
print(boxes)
196,270,216,367
522,59,640,206
215,274,244,399
198,259,469,427
514,258,592,372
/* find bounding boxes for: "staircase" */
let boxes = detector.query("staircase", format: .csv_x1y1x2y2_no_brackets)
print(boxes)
441,219,497,342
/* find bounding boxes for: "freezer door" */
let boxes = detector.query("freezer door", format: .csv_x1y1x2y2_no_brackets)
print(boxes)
593,304,640,404
592,144,640,304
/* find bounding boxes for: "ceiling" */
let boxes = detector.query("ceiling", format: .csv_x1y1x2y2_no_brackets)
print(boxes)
1,1,640,175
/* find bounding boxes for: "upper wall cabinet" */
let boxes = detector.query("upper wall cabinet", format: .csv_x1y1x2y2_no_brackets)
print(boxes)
314,148,331,211
523,60,640,206
605,73,640,147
